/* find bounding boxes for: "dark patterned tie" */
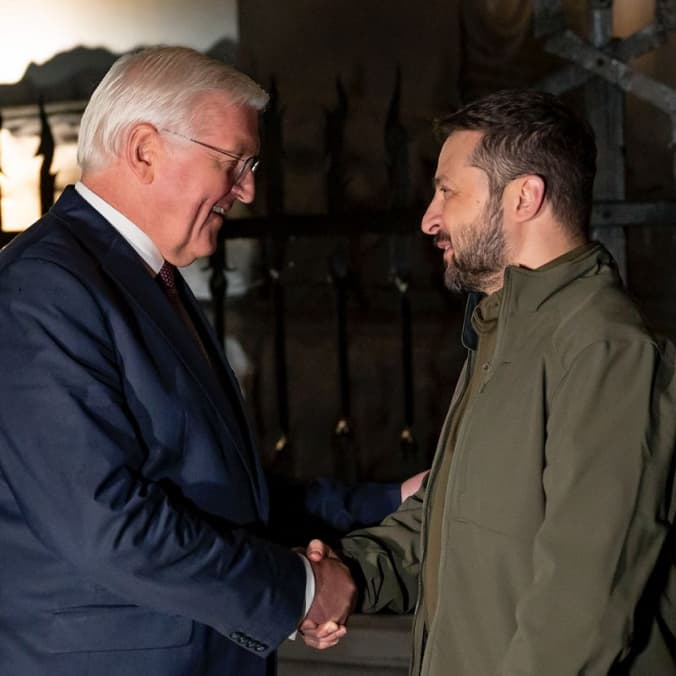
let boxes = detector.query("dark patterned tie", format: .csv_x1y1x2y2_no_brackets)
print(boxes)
157,261,211,363
157,261,179,299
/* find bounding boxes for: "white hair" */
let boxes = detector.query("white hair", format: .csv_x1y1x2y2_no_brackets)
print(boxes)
77,46,269,171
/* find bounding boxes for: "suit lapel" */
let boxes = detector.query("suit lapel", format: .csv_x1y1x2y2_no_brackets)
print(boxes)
176,274,255,431
175,272,266,501
54,188,265,512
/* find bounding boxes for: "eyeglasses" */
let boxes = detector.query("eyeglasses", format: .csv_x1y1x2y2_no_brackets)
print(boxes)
160,128,259,184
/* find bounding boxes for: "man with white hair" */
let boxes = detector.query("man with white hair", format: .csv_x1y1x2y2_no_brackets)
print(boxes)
0,46,371,676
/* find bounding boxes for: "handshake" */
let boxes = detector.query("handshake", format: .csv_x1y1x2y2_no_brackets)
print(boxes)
299,539,357,650
297,469,427,649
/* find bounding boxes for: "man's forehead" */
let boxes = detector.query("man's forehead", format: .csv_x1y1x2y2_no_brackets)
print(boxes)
433,130,484,183
439,129,483,164
194,96,260,150
193,92,251,124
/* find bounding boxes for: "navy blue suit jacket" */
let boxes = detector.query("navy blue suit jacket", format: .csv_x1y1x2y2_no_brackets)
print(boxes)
0,187,313,676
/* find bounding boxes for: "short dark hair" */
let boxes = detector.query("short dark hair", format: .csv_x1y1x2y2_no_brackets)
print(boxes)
435,89,597,234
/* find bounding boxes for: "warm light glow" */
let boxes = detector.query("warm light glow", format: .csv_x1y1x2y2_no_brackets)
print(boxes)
0,130,80,231
0,0,238,84
0,0,238,230
0,5,79,83
0,129,42,230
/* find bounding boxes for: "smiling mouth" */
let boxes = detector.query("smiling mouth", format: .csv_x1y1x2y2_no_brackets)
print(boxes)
434,233,453,256
212,205,227,216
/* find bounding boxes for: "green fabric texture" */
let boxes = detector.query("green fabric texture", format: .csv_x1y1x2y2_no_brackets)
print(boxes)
341,243,676,676
424,289,502,625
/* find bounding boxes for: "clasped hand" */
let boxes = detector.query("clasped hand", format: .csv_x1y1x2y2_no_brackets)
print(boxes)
300,539,355,649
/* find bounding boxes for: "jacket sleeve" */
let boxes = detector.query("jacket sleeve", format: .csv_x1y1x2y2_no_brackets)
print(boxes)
266,472,401,545
304,477,402,530
337,477,427,615
0,259,306,656
499,338,676,675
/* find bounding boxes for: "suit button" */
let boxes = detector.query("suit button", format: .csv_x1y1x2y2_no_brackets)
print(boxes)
255,644,266,653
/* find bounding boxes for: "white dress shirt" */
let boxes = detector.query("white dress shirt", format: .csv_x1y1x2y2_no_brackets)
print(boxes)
75,181,164,273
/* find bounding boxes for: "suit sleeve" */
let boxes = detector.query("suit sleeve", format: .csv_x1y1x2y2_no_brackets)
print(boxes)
266,472,401,545
499,339,676,675
0,259,306,656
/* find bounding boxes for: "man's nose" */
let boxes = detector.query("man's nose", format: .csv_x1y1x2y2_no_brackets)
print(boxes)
232,171,256,204
420,196,441,235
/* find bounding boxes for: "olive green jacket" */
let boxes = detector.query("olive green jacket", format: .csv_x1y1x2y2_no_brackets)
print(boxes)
342,244,676,675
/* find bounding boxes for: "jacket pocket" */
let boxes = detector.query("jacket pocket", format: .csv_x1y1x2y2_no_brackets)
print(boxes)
45,605,193,653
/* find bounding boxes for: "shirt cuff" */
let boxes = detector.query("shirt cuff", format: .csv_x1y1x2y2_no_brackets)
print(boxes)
288,553,315,640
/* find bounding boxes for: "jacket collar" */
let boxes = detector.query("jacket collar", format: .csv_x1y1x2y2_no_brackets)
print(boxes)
461,242,617,348
501,242,614,313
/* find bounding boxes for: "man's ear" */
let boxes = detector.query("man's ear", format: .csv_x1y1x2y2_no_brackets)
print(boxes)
506,174,546,223
126,123,159,183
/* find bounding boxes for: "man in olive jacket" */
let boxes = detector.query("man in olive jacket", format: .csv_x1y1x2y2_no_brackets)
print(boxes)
301,90,676,675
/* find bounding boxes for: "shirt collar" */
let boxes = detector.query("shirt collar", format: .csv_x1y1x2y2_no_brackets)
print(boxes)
74,181,164,274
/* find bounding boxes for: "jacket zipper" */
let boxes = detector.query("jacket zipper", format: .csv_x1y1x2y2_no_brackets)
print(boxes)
413,351,474,675
417,277,511,673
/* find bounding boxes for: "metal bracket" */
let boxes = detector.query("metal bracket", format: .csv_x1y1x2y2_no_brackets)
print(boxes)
541,0,676,199
544,29,676,115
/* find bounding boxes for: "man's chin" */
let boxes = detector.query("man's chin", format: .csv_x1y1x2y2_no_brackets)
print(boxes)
444,267,464,294
444,262,483,294
187,230,221,264
201,236,220,259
